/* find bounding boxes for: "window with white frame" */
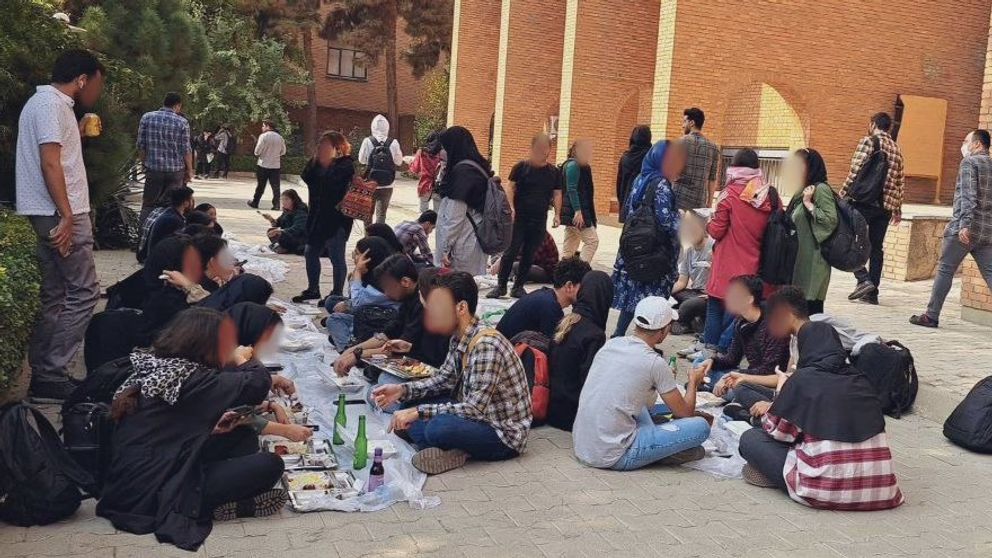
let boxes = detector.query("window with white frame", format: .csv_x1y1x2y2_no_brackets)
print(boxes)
326,45,367,81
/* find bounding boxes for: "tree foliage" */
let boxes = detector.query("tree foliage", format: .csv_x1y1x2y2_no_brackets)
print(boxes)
413,64,449,148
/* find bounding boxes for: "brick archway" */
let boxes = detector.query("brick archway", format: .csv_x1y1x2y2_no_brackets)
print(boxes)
719,81,808,151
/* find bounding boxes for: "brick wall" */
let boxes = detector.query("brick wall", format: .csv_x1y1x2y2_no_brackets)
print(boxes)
881,217,951,282
446,0,501,154
722,82,805,150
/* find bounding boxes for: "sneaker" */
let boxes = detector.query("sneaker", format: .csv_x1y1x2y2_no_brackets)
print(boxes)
411,447,469,475
509,285,527,299
486,285,507,299
722,403,751,422
658,446,705,466
212,488,288,521
28,380,78,404
246,200,259,209
677,341,704,358
670,322,690,336
686,348,713,361
291,290,321,303
909,313,939,328
848,281,878,301
742,464,777,488
859,294,879,305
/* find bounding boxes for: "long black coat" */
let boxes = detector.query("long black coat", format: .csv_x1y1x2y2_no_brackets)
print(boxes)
304,156,355,245
546,319,606,431
96,363,271,550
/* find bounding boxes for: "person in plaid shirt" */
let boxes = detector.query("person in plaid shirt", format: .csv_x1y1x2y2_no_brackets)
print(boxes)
912,130,992,328
137,92,193,225
840,113,906,304
740,295,904,511
394,211,437,264
372,271,532,475
673,107,719,211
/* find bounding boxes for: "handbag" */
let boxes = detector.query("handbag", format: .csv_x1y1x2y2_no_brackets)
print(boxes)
336,174,376,222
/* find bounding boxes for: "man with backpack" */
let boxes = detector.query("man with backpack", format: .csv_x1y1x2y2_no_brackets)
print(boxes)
358,114,404,224
841,112,905,305
911,130,992,328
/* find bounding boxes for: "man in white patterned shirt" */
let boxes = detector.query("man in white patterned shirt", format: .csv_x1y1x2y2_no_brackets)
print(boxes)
15,49,105,402
372,271,531,475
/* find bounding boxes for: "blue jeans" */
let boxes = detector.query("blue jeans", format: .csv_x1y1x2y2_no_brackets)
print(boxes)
611,408,710,471
304,227,349,295
613,310,635,338
702,297,733,347
406,414,518,461
693,355,731,393
327,313,354,351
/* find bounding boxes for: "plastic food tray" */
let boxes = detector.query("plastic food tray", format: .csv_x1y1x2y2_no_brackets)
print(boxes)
262,438,338,470
282,470,360,507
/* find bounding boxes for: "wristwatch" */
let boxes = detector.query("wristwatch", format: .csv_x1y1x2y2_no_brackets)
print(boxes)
353,347,364,361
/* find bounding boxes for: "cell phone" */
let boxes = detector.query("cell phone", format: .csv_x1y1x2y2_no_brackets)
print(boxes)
235,259,248,267
226,405,256,419
265,365,284,373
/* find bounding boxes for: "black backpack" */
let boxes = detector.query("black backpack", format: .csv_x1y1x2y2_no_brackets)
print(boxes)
60,402,114,495
66,356,135,408
796,187,870,272
944,376,992,453
619,181,678,282
83,309,148,373
845,136,888,206
758,187,798,285
0,403,95,526
852,341,918,418
365,137,396,186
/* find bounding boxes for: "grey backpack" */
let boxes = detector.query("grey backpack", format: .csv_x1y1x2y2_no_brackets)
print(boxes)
455,160,513,255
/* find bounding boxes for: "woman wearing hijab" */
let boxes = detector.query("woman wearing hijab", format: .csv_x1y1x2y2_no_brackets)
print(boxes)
435,126,490,275
547,271,614,431
227,302,283,352
703,148,776,350
365,222,405,254
296,131,355,302
786,148,838,316
97,308,295,550
199,274,274,312
738,321,904,510
611,140,685,337
141,235,211,335
616,125,652,223
358,114,404,224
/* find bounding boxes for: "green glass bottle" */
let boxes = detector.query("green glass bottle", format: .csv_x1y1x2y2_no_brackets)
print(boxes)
668,355,678,378
353,415,368,469
333,393,347,445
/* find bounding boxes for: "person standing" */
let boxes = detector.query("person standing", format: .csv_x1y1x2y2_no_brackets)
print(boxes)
561,139,599,262
15,49,105,401
358,114,404,224
137,92,193,224
787,148,838,316
841,112,905,305
616,125,652,223
911,130,992,328
248,120,286,210
212,125,234,179
674,107,719,211
193,130,213,179
488,133,563,298
410,131,443,212
435,126,490,275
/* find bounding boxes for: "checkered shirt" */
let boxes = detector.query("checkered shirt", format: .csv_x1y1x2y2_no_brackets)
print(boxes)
395,220,433,263
137,108,191,172
947,152,992,246
839,131,905,213
674,132,719,210
403,321,532,452
138,206,168,254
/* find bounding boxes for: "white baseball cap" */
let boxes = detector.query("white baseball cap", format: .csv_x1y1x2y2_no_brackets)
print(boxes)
633,296,679,331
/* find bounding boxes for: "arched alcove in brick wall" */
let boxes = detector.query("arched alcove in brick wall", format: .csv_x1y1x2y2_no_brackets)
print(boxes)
720,82,807,151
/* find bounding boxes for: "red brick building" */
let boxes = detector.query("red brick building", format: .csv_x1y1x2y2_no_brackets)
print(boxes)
448,0,992,218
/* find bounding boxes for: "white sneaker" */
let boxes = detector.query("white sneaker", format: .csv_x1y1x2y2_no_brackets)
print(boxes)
678,341,704,358
686,348,713,361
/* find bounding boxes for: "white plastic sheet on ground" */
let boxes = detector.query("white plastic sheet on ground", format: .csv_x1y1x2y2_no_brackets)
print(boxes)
225,237,290,284
266,298,436,513
682,397,747,479
474,275,517,327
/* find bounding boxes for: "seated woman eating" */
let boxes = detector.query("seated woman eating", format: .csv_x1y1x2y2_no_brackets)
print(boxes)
738,320,904,511
694,275,789,397
261,189,309,255
97,308,298,550
191,234,240,292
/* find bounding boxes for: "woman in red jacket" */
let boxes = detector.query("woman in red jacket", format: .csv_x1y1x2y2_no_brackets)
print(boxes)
703,149,774,348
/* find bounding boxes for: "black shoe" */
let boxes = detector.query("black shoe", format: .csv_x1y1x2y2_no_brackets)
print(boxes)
859,294,879,305
28,380,78,404
486,285,507,299
213,488,288,521
509,285,527,299
909,314,939,328
246,200,259,209
291,290,320,303
848,281,878,301
271,205,280,211
722,403,751,422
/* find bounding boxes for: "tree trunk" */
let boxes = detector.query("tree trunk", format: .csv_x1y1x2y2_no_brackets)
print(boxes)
302,26,318,156
385,2,400,144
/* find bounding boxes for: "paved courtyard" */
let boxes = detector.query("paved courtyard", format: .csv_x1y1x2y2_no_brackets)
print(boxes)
6,177,992,557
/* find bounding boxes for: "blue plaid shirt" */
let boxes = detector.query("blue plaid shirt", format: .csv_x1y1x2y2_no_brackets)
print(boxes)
137,108,191,172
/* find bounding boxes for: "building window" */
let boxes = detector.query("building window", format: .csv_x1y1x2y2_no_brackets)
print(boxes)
326,46,367,81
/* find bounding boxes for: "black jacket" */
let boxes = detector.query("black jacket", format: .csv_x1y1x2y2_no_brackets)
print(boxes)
304,156,355,245
96,362,271,550
547,318,606,431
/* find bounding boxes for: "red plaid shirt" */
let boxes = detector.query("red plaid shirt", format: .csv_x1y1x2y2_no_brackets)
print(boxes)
763,412,904,511
839,131,905,213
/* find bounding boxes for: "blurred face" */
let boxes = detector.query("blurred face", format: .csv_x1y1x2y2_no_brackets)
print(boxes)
73,71,105,110
424,287,464,336
422,222,435,235
662,143,687,182
281,194,293,211
439,148,448,161
181,246,204,284
205,207,217,221
680,213,706,246
254,323,283,359
766,305,795,340
781,153,807,194
217,319,239,364
530,138,551,164
379,274,416,302
316,140,337,164
724,281,756,317
207,246,236,280
682,114,694,135
574,141,593,165
262,122,272,133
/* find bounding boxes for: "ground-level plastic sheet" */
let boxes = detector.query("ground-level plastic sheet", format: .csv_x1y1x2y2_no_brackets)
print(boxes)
225,237,290,285
681,398,747,479
265,298,438,513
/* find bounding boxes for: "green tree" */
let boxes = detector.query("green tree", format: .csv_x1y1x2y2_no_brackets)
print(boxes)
322,0,453,141
413,64,448,148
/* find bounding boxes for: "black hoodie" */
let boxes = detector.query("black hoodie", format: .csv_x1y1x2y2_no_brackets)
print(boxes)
616,126,652,222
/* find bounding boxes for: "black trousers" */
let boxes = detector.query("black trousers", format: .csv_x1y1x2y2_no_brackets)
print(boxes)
212,152,231,178
195,154,211,176
253,167,282,208
851,202,891,288
733,384,775,409
673,289,707,332
498,216,546,287
806,299,824,316
200,428,284,512
739,427,790,492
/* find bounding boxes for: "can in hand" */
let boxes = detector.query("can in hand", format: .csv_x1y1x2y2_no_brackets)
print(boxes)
82,113,102,138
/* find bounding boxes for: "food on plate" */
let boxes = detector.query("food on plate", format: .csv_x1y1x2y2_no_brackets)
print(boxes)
287,472,330,491
392,358,434,378
273,441,308,456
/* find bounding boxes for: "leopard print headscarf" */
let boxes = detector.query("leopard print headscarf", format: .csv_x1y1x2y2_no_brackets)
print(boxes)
115,351,205,405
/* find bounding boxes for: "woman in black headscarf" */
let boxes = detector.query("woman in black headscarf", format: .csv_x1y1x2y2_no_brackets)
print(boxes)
228,302,283,348
738,321,903,510
141,235,211,335
199,274,274,312
365,223,405,254
616,125,652,223
435,126,490,275
546,271,614,431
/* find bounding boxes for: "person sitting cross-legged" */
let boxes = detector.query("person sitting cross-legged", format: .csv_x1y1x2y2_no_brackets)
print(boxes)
495,256,591,340
372,271,532,475
572,296,711,471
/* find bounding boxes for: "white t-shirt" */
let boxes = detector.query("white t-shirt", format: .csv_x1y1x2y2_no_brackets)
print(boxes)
254,130,286,169
572,336,678,468
15,85,89,216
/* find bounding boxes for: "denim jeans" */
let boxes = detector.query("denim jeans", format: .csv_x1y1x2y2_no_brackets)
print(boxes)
326,312,354,351
610,408,710,471
365,371,405,413
926,235,992,321
406,413,518,461
613,310,635,338
304,227,349,295
702,297,733,347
